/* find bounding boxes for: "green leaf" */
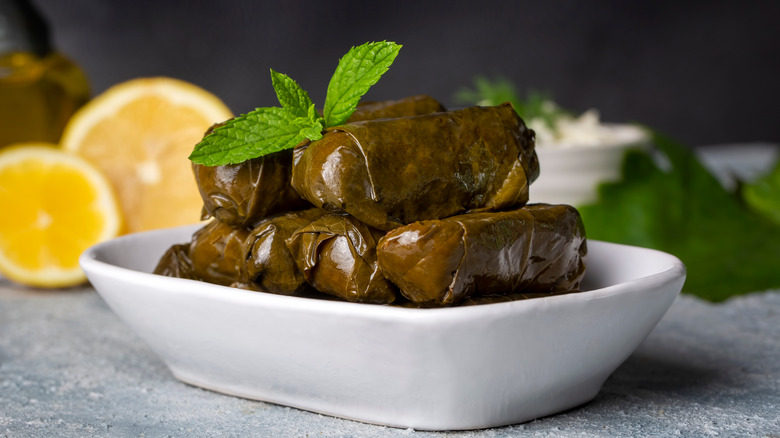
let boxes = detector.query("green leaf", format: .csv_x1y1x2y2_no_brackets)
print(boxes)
270,69,315,118
742,159,780,226
189,107,312,166
323,41,402,127
579,132,780,301
300,107,324,142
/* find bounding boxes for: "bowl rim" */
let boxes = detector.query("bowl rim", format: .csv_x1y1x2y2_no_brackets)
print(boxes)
80,224,686,322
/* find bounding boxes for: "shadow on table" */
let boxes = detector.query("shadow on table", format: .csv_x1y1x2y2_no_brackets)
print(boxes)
589,343,740,411
604,352,718,392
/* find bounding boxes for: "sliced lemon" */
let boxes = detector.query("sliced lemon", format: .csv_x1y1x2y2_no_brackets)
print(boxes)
0,144,122,287
61,77,233,233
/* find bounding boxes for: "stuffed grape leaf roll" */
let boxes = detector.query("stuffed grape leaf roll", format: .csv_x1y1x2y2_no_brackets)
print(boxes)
242,208,326,295
189,219,250,286
347,95,445,122
376,204,586,307
285,214,398,304
291,103,539,231
192,150,310,228
153,243,199,280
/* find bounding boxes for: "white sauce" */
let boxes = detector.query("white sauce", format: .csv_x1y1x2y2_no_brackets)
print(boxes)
526,102,648,148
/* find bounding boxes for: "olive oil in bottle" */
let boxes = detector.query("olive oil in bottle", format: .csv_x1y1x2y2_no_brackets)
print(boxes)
0,0,89,149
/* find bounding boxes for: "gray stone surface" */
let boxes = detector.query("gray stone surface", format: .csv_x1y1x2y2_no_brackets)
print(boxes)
1,280,778,437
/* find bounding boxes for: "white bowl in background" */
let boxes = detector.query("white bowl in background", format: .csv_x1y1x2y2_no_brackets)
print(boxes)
530,124,649,207
80,224,685,431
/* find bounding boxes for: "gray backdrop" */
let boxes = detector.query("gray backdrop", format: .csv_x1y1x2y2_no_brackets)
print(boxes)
33,0,780,147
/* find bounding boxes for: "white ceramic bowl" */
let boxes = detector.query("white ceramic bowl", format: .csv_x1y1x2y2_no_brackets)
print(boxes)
530,125,650,207
80,224,685,431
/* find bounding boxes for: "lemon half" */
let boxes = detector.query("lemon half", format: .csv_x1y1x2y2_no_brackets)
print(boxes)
61,77,233,233
0,144,122,287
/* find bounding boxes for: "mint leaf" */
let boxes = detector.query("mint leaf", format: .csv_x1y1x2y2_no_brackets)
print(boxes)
301,106,324,142
189,41,399,165
270,69,315,118
323,41,402,127
579,133,780,301
189,107,312,165
307,103,320,123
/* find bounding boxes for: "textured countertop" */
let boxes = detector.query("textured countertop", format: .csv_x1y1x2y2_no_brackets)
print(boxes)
1,281,778,438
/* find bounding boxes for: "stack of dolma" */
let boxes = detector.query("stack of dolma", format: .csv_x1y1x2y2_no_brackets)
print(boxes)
154,95,587,307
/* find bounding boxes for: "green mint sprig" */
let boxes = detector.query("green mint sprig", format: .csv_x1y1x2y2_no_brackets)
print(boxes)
270,69,315,118
323,42,402,127
189,41,402,166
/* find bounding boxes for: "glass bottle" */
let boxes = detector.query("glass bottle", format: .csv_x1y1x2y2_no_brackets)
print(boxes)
0,0,90,149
